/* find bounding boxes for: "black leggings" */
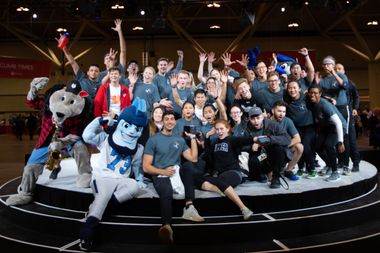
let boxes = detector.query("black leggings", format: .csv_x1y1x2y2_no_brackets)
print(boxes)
297,125,316,172
198,170,242,192
152,161,195,225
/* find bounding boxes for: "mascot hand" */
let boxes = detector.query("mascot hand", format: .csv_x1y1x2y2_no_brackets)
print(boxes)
99,116,115,127
30,77,49,92
49,141,64,152
58,134,80,145
137,181,147,189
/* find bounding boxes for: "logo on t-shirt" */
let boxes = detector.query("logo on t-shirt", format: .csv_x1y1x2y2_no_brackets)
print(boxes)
173,142,180,149
111,95,120,104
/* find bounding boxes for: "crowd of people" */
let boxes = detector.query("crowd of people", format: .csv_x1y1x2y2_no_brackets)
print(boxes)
6,19,380,250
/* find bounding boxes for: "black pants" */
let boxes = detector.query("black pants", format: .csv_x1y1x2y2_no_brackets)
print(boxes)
297,125,316,172
196,170,242,192
346,114,361,166
336,105,350,167
316,127,338,172
248,145,287,179
152,161,195,225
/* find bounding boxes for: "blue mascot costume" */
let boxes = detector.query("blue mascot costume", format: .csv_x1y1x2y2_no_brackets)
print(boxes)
79,98,148,251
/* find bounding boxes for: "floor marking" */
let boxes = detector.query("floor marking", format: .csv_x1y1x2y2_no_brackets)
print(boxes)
273,239,289,251
263,213,276,221
59,239,80,251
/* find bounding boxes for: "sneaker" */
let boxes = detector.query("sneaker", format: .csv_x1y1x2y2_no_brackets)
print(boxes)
296,169,304,176
79,238,92,251
318,166,332,176
284,170,299,181
342,166,351,176
158,224,173,244
325,171,340,182
270,177,281,189
337,163,344,169
241,207,254,220
352,164,359,172
306,170,318,179
182,205,205,222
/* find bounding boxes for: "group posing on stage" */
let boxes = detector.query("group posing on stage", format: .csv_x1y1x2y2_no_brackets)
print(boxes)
6,19,363,251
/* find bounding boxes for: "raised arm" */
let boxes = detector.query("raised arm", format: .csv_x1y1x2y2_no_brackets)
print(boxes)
299,48,315,83
197,53,208,83
112,19,126,68
60,40,80,75
207,51,216,74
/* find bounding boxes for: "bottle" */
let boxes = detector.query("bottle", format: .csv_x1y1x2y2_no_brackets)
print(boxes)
57,33,70,49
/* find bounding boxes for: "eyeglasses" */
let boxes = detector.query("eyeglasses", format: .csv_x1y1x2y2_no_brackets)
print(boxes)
230,111,241,114
268,79,279,83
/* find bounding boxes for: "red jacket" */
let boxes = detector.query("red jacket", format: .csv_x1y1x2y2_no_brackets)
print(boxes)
93,82,131,118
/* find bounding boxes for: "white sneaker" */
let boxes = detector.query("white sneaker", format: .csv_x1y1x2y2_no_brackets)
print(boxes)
241,207,254,220
182,205,205,222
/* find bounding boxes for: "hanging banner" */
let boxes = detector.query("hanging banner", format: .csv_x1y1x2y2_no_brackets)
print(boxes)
0,57,52,79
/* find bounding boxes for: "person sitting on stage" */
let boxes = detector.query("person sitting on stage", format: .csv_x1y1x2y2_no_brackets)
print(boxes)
243,106,291,188
270,100,304,181
143,110,204,244
195,119,254,220
79,98,148,251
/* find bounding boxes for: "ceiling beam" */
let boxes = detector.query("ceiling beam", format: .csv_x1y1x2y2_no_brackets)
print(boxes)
166,11,206,54
0,22,61,66
374,50,380,61
344,17,373,60
323,0,368,34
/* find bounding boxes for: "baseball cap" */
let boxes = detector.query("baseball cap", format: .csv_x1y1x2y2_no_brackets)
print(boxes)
248,106,263,117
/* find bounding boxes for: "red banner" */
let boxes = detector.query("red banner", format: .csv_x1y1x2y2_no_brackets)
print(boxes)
0,57,51,79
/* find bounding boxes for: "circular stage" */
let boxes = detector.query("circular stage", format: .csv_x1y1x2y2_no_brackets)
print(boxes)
0,156,379,252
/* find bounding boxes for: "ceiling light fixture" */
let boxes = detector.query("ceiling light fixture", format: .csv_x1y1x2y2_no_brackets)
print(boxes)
210,25,221,29
111,4,124,10
207,2,221,8
56,28,67,32
304,1,309,5
16,6,30,12
32,13,37,19
288,22,299,28
140,10,145,15
281,7,286,12
132,26,144,31
367,20,378,26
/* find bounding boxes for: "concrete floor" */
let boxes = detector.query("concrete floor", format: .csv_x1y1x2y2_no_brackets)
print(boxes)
0,132,374,186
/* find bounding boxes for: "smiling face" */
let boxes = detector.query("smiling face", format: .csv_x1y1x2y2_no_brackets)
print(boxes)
112,119,143,148
152,107,164,123
308,87,321,103
237,81,251,99
215,122,229,140
87,66,100,81
163,113,176,132
287,81,301,99
157,60,168,75
143,67,155,83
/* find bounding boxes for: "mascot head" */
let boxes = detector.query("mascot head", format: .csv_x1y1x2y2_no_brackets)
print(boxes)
247,46,261,70
111,97,148,150
275,54,297,75
49,80,89,125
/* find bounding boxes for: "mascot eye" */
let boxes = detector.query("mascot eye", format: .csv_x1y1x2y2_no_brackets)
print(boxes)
123,122,130,128
135,126,142,132
61,96,65,101
70,100,74,104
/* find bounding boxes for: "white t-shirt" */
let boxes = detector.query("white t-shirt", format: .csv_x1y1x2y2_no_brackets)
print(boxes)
109,85,121,115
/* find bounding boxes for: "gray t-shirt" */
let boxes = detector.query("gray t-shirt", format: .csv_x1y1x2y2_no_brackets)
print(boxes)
144,132,189,169
133,80,161,115
278,117,299,137
319,72,348,106
173,117,201,137
259,87,284,113
285,93,314,127
75,69,102,100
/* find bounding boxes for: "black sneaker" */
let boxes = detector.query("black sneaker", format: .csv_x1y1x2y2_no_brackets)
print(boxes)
352,164,359,172
79,238,92,251
270,177,281,189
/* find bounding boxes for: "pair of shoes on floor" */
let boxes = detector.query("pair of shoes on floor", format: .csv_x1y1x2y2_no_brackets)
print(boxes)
158,224,173,244
325,171,340,182
79,238,93,251
306,170,318,179
241,207,254,220
182,204,204,222
284,170,299,181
